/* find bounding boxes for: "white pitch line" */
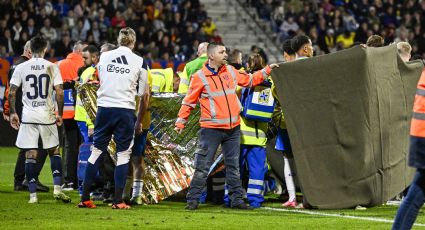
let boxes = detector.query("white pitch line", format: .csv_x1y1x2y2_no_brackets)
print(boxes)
262,207,425,227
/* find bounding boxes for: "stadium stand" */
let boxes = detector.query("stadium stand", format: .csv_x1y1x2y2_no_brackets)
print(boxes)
244,0,425,58
0,0,216,62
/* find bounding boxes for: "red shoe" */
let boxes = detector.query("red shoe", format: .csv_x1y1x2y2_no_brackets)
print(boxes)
77,200,97,209
112,202,131,209
282,200,297,208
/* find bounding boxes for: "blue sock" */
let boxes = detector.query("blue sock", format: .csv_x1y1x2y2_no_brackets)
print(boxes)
50,155,63,186
114,163,129,203
25,158,38,194
81,160,101,201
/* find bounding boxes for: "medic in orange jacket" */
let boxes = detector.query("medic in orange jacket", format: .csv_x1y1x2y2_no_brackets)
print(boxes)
409,68,425,169
175,62,273,130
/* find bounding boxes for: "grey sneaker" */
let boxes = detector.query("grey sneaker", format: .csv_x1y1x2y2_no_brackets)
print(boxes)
54,191,71,203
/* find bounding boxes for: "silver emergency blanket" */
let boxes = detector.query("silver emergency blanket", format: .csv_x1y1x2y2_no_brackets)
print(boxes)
140,93,200,203
79,87,218,203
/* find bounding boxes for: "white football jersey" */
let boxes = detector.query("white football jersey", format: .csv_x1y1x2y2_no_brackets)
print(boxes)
10,58,63,124
97,46,148,110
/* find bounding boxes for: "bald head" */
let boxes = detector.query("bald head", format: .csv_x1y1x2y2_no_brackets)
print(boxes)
197,42,208,56
23,41,32,58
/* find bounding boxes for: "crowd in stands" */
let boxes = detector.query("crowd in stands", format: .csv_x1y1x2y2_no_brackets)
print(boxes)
0,0,220,62
249,0,425,58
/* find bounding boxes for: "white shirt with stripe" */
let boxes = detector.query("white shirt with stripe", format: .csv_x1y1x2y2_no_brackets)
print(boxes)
97,46,148,110
10,58,63,124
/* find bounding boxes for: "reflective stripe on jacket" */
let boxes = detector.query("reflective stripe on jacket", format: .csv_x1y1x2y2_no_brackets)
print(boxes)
240,116,268,146
176,63,271,129
57,52,84,119
411,69,425,138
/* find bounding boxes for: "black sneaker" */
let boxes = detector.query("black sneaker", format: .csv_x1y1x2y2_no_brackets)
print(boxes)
185,202,198,210
22,179,49,192
231,202,253,210
14,183,26,191
36,181,49,192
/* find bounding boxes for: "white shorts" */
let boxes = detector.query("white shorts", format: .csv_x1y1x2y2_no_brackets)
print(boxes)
16,123,59,149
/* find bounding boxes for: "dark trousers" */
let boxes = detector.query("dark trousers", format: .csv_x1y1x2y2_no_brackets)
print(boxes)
186,126,244,207
392,169,425,230
62,119,81,186
14,148,47,186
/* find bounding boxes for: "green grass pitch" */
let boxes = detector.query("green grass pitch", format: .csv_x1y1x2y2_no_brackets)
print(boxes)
0,147,424,229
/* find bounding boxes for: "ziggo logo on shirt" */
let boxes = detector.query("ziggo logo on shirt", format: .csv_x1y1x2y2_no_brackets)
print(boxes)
107,64,130,74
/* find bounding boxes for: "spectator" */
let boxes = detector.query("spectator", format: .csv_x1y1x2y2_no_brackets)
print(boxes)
0,19,7,35
54,33,72,58
71,19,89,42
202,17,216,36
271,5,285,33
355,22,369,44
111,11,126,28
54,0,70,18
0,29,16,56
40,18,58,43
211,30,223,44
63,10,76,28
24,18,38,37
96,8,111,35
336,31,356,49
73,0,89,18
90,21,102,44
11,21,23,42
158,35,174,58
137,25,151,46
280,16,299,39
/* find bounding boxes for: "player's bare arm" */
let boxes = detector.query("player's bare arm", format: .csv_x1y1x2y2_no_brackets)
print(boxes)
54,84,64,126
8,84,20,130
135,83,150,135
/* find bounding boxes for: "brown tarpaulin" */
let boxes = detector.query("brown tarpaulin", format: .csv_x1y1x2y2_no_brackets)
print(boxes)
271,45,424,209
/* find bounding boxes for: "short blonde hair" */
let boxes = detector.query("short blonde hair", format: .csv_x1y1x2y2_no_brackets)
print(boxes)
117,27,136,47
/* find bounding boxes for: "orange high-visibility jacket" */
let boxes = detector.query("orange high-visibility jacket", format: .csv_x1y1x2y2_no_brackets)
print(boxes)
411,68,425,138
176,63,271,129
56,52,84,119
408,68,425,169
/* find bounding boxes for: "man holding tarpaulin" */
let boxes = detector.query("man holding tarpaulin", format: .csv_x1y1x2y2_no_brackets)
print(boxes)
175,42,279,210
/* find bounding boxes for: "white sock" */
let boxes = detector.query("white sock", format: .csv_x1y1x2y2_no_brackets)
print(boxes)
132,180,143,198
283,155,296,202
30,192,37,199
53,185,62,194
